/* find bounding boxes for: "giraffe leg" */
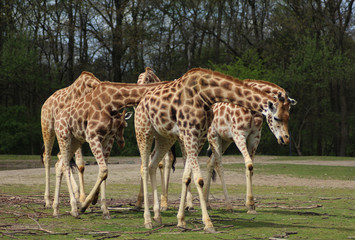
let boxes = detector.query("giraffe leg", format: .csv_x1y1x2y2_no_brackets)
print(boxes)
177,137,215,233
55,136,79,218
74,147,86,204
205,128,232,210
232,133,256,214
149,136,176,224
52,158,63,217
134,176,144,210
135,123,154,229
80,138,110,217
245,129,261,214
209,139,233,210
42,127,55,208
179,142,194,210
177,163,192,228
160,152,172,211
99,138,114,219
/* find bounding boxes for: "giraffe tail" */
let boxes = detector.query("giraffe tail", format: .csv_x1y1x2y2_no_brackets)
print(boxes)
206,146,217,182
69,157,78,173
171,144,176,172
40,145,45,165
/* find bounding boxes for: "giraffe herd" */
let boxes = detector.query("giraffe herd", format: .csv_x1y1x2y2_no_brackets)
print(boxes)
41,67,296,232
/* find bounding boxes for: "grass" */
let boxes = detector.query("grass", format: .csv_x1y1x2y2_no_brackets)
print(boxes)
221,163,355,180
0,155,354,239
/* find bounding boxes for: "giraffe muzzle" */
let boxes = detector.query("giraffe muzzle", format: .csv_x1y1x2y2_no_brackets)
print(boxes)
117,140,125,149
279,136,289,145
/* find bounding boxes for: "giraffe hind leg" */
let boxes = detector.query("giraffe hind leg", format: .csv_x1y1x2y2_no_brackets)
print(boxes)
42,126,55,209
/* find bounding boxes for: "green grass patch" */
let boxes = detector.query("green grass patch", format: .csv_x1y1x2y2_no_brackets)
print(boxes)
223,163,355,180
0,183,354,239
264,155,355,161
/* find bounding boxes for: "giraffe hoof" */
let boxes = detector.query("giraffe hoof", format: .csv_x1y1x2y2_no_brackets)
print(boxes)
70,211,79,218
185,206,194,211
225,203,233,211
160,206,168,212
144,222,153,229
133,205,142,211
153,216,162,224
177,222,186,229
204,226,216,233
80,207,87,213
247,209,257,214
103,214,111,220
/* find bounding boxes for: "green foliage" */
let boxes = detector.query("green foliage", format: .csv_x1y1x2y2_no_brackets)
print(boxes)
0,106,40,154
210,49,272,80
274,37,353,155
0,32,44,154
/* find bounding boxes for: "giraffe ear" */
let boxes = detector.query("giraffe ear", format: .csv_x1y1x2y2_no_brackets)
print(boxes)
124,111,133,120
288,97,297,106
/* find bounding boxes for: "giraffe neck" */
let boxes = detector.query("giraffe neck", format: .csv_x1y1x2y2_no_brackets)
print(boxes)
91,81,168,110
184,68,275,115
243,79,285,96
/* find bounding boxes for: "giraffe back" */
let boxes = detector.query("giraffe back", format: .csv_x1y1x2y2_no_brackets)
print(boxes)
41,72,101,127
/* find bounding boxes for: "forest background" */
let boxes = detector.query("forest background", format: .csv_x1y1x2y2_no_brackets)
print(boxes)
0,0,354,157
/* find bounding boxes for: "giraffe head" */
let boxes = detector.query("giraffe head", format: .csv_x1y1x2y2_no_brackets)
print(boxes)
113,109,133,149
137,67,161,85
265,92,297,145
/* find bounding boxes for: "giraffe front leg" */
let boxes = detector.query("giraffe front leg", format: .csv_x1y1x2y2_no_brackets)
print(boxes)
245,168,256,214
100,180,111,219
56,136,79,218
191,161,215,233
179,143,194,210
80,139,108,216
52,159,63,217
245,130,261,214
142,159,152,228
98,139,114,219
149,161,162,224
233,134,256,213
75,147,86,204
42,131,55,209
177,164,191,228
160,152,172,211
134,177,144,210
215,140,234,211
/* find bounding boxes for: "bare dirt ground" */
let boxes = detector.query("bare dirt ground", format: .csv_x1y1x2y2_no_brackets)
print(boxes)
0,156,354,189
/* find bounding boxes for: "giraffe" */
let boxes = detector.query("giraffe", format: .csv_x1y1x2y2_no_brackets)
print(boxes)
52,80,168,219
134,74,296,212
41,71,101,208
134,68,295,232
135,67,177,211
204,79,297,213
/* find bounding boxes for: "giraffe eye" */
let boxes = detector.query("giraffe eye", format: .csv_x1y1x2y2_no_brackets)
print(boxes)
274,117,282,122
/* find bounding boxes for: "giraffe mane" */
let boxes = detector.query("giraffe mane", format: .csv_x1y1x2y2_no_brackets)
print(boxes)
182,68,276,101
243,79,285,92
80,71,101,81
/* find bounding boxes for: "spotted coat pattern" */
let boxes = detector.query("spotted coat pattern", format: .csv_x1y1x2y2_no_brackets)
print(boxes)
41,72,101,208
52,79,168,218
134,68,293,232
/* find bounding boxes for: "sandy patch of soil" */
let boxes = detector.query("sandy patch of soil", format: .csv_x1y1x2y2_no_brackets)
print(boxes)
0,156,354,189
